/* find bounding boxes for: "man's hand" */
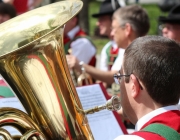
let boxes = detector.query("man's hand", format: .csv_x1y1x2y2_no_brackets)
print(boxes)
66,55,81,72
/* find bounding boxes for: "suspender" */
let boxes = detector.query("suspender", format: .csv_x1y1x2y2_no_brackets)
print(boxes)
142,123,180,140
105,44,119,70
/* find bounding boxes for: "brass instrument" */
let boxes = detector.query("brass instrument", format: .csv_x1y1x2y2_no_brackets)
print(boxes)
77,61,93,86
68,49,93,87
78,96,121,115
70,67,93,87
0,0,121,139
70,68,92,87
0,1,94,139
77,72,93,86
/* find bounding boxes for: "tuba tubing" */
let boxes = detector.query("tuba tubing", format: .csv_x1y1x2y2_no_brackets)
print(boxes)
0,107,46,140
0,0,121,139
76,95,121,115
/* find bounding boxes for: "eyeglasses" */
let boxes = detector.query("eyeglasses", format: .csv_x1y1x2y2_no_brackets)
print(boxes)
114,71,143,90
114,71,130,84
111,24,125,32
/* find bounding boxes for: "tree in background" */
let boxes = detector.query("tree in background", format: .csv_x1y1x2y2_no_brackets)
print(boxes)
79,0,89,34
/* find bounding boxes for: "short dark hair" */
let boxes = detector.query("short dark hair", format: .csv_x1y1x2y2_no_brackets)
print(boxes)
123,35,180,105
0,3,16,18
113,5,150,37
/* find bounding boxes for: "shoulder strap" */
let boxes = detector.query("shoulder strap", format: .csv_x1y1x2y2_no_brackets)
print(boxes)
106,43,112,57
105,43,119,70
64,41,71,54
142,123,180,140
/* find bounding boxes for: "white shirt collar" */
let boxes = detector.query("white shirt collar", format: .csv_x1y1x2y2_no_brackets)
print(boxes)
67,26,80,40
118,48,125,55
109,40,125,53
135,105,179,131
110,40,118,49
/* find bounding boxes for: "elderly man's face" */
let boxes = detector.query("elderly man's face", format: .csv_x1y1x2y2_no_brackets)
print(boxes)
161,23,180,43
111,18,127,49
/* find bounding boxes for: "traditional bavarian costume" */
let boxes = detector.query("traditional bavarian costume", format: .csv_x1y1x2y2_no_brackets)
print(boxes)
100,41,119,71
114,105,180,140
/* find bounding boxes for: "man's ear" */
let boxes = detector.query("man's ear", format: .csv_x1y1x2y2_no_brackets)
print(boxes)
129,74,141,98
125,23,132,37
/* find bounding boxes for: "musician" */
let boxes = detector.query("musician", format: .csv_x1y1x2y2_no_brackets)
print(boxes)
114,35,180,139
159,4,180,43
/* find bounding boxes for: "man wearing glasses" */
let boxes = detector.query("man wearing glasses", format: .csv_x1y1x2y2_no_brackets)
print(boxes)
159,4,180,43
114,35,180,140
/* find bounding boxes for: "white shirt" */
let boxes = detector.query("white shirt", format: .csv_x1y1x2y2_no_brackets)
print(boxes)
99,41,118,71
114,105,179,140
67,26,96,64
178,100,180,110
111,48,125,71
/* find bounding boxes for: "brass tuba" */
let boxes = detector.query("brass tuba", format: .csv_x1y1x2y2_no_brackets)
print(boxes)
0,0,94,139
0,0,121,139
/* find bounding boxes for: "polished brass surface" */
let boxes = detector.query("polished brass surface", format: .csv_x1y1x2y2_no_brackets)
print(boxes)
77,62,93,86
0,107,45,140
71,69,93,87
0,0,94,139
77,73,93,86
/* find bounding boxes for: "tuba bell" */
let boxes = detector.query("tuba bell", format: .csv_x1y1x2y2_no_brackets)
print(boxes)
0,0,94,139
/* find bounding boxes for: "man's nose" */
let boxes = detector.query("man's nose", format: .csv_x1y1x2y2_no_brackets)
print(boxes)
96,21,100,26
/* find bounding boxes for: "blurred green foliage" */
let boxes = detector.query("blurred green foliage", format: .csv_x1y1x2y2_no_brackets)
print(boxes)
142,4,167,35
89,1,167,54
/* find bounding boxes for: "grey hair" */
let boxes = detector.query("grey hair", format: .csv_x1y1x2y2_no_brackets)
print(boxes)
113,4,150,37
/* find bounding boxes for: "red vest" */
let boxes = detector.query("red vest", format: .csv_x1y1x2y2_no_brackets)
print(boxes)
132,110,180,140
